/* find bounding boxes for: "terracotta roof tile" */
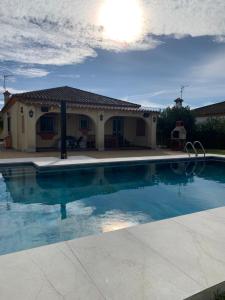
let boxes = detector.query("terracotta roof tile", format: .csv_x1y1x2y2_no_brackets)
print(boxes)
11,86,140,108
193,101,225,117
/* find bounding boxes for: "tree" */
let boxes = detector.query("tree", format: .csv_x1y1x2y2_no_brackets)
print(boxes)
157,106,195,146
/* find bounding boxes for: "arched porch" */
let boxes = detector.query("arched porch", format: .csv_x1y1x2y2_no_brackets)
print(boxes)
104,116,149,149
36,113,96,151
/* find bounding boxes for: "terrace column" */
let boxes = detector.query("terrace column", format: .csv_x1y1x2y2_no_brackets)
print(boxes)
96,112,105,151
60,100,67,159
25,106,36,152
146,114,157,149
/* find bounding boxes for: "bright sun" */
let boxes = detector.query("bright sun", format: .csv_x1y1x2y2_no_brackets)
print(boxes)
98,0,143,43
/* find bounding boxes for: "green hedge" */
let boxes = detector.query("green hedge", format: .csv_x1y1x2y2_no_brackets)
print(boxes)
194,118,225,149
157,106,225,149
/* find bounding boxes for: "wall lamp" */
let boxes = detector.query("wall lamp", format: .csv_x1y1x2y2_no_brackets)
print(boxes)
29,110,34,118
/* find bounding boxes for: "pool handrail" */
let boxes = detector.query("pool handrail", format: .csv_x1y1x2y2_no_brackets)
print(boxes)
193,141,206,158
184,142,198,157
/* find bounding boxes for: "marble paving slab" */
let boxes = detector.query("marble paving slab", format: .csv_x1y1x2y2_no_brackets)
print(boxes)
1,207,225,299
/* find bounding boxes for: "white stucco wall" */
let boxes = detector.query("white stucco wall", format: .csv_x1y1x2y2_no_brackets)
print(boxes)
2,101,158,152
195,115,225,124
2,101,20,150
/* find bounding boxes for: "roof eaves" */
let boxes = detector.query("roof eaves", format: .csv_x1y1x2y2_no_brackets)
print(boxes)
17,99,157,113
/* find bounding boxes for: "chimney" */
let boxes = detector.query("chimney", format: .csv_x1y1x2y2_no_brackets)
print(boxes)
3,90,11,104
174,97,183,109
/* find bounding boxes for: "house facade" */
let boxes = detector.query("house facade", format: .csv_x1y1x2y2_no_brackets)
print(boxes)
1,86,159,152
193,100,225,124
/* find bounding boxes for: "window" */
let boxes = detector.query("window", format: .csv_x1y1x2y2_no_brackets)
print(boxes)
136,119,146,136
79,118,89,130
40,115,54,133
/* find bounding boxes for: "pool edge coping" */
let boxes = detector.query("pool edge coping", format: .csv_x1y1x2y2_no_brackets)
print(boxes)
0,153,224,171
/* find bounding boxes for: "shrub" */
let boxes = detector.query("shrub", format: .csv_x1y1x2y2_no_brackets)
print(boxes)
194,118,225,149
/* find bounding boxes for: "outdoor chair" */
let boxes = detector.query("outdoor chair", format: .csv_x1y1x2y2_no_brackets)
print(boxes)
66,136,76,150
76,136,83,148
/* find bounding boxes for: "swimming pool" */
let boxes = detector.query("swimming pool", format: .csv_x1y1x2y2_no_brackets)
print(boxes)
0,158,225,255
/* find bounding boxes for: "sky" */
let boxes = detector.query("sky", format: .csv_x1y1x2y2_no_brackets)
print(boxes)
0,0,225,108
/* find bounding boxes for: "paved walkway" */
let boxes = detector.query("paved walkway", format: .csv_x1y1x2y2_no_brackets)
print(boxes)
1,207,225,299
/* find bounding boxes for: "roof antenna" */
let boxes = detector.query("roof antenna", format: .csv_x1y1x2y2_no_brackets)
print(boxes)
180,85,189,99
3,74,13,91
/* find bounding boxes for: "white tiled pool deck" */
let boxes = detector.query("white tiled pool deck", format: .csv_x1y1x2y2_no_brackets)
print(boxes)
0,154,225,300
0,153,221,168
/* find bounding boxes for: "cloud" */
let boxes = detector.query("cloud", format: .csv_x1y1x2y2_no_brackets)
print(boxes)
57,74,80,79
190,50,225,81
13,67,49,78
0,65,49,78
0,0,225,65
122,94,166,109
214,36,225,43
144,0,225,37
127,90,168,99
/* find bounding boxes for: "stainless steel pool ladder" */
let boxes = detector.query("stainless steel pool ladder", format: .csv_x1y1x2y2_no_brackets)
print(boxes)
193,141,206,158
184,141,206,158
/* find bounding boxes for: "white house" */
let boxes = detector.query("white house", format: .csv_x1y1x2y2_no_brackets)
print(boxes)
193,100,225,124
1,86,159,152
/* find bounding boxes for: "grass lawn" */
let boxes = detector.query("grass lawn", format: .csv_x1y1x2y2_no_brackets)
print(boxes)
206,149,225,155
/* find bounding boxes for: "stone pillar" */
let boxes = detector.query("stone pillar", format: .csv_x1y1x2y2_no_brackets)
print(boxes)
146,114,157,149
96,112,105,151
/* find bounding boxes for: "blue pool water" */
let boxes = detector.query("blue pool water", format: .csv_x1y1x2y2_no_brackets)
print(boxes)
0,159,225,255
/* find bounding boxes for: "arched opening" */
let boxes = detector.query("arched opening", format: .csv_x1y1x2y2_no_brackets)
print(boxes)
66,113,96,150
36,113,96,151
36,113,59,151
104,116,148,149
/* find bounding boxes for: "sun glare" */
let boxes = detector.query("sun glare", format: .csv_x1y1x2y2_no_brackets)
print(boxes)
98,0,143,43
